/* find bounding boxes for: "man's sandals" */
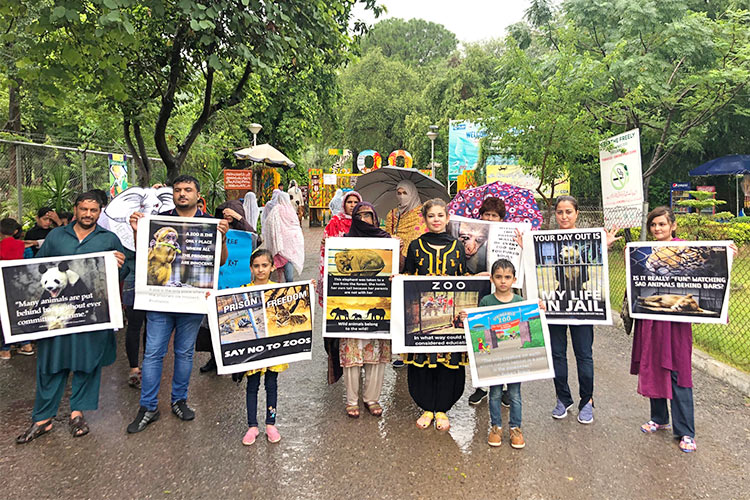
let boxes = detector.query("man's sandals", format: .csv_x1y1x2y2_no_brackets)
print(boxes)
69,415,89,438
16,420,53,444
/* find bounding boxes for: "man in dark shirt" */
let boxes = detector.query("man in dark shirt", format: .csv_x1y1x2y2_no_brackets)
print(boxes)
25,207,62,256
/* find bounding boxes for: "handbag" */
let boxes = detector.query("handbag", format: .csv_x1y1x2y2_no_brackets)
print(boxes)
621,294,634,335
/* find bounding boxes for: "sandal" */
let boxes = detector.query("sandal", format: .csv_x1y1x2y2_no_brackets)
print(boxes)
641,420,671,433
435,412,450,431
416,411,434,429
16,420,53,444
69,415,90,438
128,372,141,389
679,435,697,453
364,401,383,417
346,404,360,418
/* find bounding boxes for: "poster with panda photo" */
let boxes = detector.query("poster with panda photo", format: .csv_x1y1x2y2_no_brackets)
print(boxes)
626,241,733,324
0,252,123,343
523,228,612,325
134,215,221,314
207,281,314,375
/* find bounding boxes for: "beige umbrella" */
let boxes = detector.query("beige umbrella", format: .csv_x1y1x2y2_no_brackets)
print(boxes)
233,143,296,169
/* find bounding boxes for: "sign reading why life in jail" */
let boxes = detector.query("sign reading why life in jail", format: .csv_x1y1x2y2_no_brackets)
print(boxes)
323,237,399,339
208,281,314,375
523,229,611,325
626,241,732,324
0,252,123,343
134,215,221,314
391,276,492,353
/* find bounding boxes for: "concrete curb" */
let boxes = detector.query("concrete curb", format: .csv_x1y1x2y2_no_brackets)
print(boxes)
692,347,750,397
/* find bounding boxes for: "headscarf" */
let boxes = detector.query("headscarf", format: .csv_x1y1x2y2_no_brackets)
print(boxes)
262,189,283,225
328,189,345,215
395,180,421,215
242,192,260,230
346,202,390,238
261,191,304,274
215,200,255,232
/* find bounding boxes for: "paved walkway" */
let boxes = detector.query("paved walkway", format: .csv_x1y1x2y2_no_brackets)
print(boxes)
1,226,748,499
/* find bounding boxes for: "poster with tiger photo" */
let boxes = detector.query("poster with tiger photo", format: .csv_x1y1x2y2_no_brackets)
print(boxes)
207,281,314,375
626,241,733,324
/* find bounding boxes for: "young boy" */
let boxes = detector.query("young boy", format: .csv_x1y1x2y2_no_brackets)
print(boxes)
1,218,33,359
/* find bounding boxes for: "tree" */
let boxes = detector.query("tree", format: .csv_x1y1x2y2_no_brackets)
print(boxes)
360,18,458,66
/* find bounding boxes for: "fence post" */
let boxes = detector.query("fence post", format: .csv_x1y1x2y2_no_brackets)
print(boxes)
81,151,88,191
16,144,23,221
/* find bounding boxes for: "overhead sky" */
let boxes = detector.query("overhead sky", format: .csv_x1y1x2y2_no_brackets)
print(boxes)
352,0,532,44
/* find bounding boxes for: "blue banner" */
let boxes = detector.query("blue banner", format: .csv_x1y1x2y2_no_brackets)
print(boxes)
448,120,486,181
218,230,254,289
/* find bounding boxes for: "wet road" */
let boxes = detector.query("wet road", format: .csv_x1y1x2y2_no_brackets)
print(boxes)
2,226,749,499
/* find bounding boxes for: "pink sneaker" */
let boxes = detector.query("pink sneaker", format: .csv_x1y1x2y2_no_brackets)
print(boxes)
266,424,281,443
242,427,259,446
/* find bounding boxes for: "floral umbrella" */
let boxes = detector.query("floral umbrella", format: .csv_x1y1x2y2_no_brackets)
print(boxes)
447,181,543,229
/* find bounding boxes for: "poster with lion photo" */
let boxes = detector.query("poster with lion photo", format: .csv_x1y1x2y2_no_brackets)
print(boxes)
523,229,611,325
134,215,221,314
626,241,732,324
323,237,399,339
0,252,123,343
207,281,314,375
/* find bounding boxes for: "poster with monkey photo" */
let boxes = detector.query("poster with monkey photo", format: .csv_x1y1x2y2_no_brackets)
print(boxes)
523,229,612,325
134,215,221,314
207,281,314,375
626,241,732,324
323,237,399,339
0,252,123,342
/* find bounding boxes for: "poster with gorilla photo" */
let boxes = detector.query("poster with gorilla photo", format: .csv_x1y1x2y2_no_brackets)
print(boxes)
391,276,492,354
207,281,314,375
447,215,531,285
323,237,399,339
134,215,221,314
0,252,123,342
523,229,611,325
626,241,732,324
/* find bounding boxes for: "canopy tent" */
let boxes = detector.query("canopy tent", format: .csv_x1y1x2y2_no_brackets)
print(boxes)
689,155,750,215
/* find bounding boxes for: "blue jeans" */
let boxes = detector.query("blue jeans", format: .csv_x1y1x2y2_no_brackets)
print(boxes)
489,383,522,428
282,261,294,282
549,324,594,410
246,371,278,426
140,312,204,410
650,370,695,438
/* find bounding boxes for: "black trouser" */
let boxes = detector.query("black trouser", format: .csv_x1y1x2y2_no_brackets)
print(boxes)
125,306,147,369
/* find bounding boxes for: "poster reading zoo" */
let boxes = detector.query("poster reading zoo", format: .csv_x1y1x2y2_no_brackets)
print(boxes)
323,237,399,339
134,215,221,314
523,229,611,325
626,241,732,324
391,276,491,353
463,300,554,387
0,252,123,343
447,215,530,284
208,281,314,375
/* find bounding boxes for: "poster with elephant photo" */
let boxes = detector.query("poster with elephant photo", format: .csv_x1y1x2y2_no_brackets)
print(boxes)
626,241,733,324
323,237,399,339
523,229,611,325
208,281,314,375
391,276,492,354
0,252,123,343
447,215,531,284
134,215,221,314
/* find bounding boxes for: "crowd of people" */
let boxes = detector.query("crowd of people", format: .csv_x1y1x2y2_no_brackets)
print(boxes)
1,176,710,455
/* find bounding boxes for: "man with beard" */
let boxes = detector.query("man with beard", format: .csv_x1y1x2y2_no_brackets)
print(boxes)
126,175,228,433
16,192,127,443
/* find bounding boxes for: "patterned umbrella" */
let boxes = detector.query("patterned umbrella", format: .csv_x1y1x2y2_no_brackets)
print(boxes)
447,181,543,229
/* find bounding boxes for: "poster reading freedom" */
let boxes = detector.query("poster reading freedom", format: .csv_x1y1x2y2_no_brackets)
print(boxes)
463,300,554,387
323,237,399,339
523,229,611,325
447,215,530,284
0,252,123,343
391,276,491,353
626,241,732,324
208,281,314,375
134,215,221,314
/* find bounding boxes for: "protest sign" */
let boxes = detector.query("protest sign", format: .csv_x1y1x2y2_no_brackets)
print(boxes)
323,237,399,339
626,241,732,324
208,281,314,375
599,129,644,228
391,276,491,353
218,230,254,289
463,300,554,387
447,215,530,283
134,215,221,314
523,229,611,325
0,252,122,343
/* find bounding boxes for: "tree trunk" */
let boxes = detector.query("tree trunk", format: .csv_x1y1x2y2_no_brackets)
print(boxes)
639,174,652,241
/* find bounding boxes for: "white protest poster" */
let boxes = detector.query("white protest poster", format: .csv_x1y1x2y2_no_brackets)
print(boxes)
523,229,612,325
208,281,314,375
0,252,123,343
134,215,221,314
323,237,399,339
599,128,644,228
626,241,732,324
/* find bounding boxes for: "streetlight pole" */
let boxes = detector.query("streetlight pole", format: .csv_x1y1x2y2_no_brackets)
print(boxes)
426,125,438,177
249,123,262,147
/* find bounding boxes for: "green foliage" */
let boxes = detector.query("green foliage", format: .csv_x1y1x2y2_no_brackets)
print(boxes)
41,170,75,213
196,163,225,215
360,18,458,65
